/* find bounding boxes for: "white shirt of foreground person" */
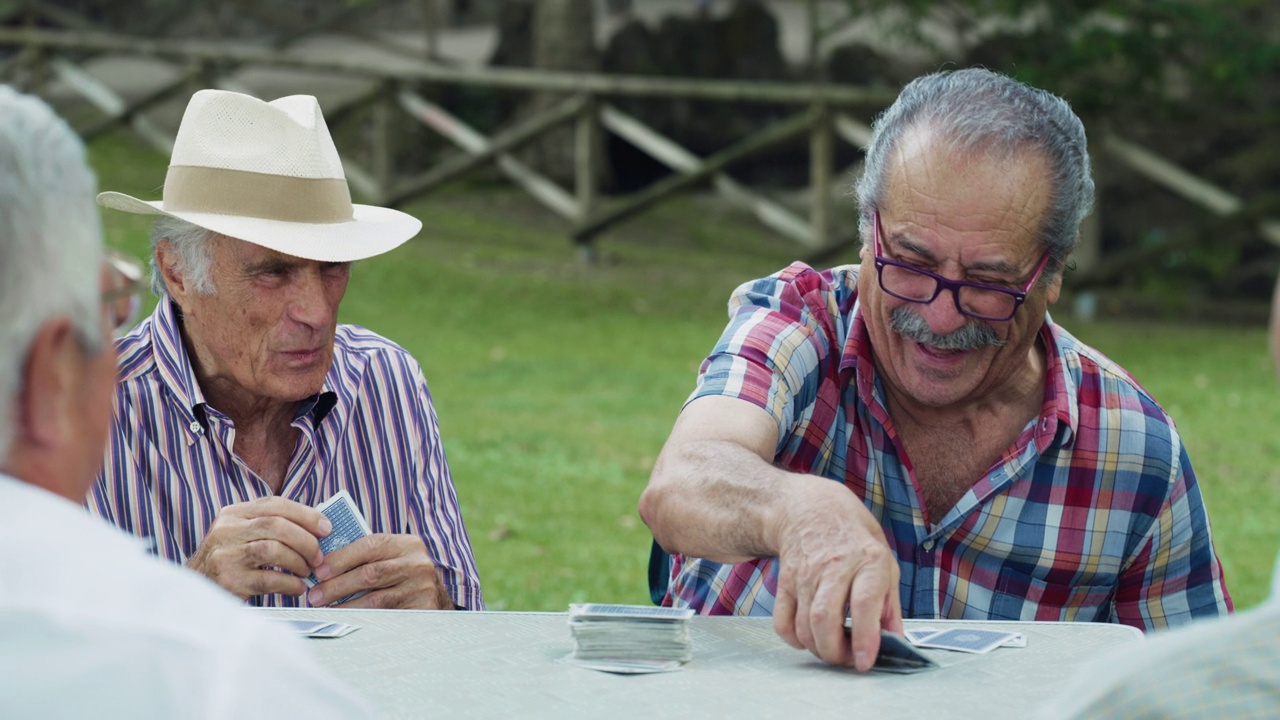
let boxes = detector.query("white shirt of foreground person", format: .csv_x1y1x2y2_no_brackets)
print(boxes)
0,473,370,719
1042,582,1280,718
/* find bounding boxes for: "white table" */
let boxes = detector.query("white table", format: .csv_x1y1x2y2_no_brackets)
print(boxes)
259,609,1142,719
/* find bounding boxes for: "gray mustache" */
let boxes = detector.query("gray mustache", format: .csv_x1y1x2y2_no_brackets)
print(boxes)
889,306,1006,351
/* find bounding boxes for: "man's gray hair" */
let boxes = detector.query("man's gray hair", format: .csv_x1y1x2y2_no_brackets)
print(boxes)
149,215,216,296
0,86,104,464
855,67,1095,280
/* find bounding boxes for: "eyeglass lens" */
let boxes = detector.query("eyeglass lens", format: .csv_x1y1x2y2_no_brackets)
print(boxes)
878,264,1020,320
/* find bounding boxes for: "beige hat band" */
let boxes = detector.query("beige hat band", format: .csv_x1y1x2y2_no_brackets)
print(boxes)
163,165,354,224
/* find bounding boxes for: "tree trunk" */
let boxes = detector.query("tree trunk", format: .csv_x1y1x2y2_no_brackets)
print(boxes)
520,0,606,189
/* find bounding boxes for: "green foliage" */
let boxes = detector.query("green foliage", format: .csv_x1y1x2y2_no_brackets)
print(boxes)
833,0,1280,311
91,133,1278,612
837,0,1278,116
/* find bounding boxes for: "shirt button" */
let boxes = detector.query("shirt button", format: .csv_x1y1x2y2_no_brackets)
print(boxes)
922,539,935,551
189,421,202,434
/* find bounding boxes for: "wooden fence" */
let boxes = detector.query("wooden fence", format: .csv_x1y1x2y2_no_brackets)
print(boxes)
2,12,1276,276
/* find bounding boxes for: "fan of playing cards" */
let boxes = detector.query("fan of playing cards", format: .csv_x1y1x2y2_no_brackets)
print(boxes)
567,603,694,674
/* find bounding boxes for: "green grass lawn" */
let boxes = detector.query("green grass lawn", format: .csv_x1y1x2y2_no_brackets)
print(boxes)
90,133,1280,612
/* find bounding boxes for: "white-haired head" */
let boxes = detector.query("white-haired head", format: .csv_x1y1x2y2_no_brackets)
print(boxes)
0,86,103,463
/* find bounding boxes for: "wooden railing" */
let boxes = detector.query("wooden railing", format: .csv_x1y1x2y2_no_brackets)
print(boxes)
0,24,897,257
2,17,1276,274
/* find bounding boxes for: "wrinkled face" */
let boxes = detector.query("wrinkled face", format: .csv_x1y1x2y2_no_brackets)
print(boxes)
858,129,1062,410
171,236,351,407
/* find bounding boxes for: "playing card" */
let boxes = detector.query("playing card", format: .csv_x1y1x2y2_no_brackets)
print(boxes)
913,627,1019,654
904,627,943,645
843,622,938,674
306,622,360,639
272,619,361,638
278,619,330,635
305,490,373,588
871,630,938,673
1000,632,1027,648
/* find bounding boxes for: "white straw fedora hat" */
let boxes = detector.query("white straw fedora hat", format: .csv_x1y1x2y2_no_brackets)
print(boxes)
97,89,421,262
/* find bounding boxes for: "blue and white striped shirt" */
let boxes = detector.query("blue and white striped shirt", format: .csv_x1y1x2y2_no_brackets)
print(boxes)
89,299,483,609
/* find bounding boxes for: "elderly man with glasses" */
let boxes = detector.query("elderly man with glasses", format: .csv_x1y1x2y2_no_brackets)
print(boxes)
639,68,1232,671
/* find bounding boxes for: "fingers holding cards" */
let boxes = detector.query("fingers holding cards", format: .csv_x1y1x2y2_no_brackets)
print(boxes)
308,533,452,610
772,481,902,671
186,497,331,600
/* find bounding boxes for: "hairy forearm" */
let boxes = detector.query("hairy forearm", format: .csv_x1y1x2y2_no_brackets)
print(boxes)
640,438,793,563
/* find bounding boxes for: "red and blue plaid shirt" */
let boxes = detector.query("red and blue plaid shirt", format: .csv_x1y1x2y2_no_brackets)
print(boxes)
666,262,1231,630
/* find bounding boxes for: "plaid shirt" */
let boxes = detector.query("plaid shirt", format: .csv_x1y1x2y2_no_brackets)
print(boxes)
89,299,483,610
667,262,1231,630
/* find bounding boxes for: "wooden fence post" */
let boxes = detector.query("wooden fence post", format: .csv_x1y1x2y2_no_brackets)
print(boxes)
371,80,395,201
575,93,598,262
421,0,441,61
16,7,48,92
810,101,833,250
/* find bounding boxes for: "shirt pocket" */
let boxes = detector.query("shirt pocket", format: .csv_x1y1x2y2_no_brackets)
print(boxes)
990,566,1115,623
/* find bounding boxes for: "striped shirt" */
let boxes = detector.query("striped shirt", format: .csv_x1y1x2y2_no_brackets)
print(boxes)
667,262,1231,630
89,298,483,609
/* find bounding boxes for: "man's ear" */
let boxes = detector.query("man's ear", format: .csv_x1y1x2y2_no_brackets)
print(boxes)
154,240,187,303
1045,271,1063,305
17,318,79,449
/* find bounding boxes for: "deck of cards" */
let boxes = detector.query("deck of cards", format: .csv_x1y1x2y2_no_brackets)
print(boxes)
568,603,694,674
306,490,373,604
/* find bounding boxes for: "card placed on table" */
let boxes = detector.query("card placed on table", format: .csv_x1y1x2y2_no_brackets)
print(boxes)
904,627,943,645
305,490,373,589
905,626,1025,650
274,619,360,639
912,627,1020,654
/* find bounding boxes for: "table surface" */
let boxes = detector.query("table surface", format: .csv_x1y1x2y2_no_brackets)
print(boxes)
259,608,1142,719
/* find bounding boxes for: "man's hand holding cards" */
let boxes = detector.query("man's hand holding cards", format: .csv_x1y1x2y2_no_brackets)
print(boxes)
305,491,455,610
304,491,373,605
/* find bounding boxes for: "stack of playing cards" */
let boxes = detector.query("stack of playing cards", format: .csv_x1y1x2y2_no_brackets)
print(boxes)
305,490,372,605
567,603,695,674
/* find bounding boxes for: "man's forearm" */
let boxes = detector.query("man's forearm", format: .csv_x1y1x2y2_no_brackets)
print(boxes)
641,438,793,563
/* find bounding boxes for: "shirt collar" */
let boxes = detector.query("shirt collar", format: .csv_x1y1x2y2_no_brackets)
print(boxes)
1037,315,1079,448
151,298,209,421
149,298,338,428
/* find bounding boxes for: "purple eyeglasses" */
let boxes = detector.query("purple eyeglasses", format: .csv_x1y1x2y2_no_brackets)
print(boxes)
871,210,1050,322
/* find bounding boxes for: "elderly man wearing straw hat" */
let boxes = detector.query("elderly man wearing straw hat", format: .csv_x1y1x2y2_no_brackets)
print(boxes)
89,89,483,610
